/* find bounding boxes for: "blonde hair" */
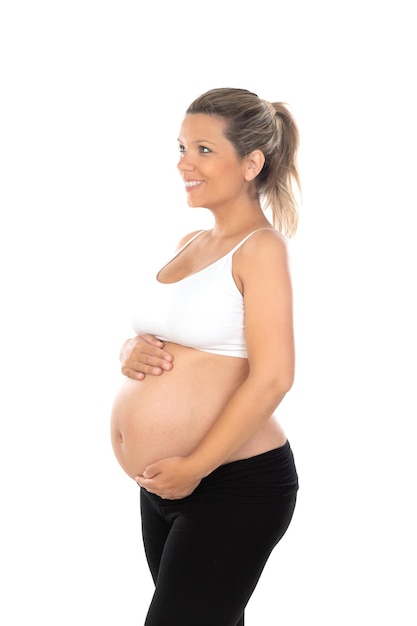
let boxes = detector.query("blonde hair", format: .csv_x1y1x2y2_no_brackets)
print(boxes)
186,88,301,237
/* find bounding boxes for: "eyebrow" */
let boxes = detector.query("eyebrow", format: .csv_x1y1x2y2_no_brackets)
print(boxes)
177,137,217,146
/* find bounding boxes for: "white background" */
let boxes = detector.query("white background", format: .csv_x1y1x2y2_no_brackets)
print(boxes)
1,1,416,624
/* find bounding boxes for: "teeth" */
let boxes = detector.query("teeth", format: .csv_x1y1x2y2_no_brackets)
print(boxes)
185,181,202,187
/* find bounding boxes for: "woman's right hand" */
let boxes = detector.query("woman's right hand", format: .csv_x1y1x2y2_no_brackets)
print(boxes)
120,334,174,381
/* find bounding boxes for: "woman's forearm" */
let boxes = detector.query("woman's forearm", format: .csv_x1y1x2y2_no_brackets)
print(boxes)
188,375,289,479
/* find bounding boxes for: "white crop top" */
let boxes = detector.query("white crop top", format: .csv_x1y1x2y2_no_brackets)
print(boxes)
131,229,273,358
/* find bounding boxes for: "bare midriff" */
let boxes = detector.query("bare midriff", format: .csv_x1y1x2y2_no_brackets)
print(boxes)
111,342,287,479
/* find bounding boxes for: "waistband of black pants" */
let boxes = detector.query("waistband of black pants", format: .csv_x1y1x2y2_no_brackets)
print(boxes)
141,440,298,505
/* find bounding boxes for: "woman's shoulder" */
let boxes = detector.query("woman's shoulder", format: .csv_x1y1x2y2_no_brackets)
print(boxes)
234,228,291,274
240,227,289,255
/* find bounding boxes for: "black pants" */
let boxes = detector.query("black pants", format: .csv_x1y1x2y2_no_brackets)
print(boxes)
140,441,298,626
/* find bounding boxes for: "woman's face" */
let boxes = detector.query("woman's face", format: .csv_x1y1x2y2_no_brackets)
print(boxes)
177,114,249,211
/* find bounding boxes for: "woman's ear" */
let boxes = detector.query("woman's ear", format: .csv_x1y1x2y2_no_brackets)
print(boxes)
244,150,265,181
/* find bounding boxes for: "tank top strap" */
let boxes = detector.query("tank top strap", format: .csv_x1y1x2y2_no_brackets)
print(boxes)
228,228,275,256
166,230,206,262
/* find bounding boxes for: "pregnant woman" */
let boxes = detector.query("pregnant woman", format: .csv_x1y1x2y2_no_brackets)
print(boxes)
111,87,301,626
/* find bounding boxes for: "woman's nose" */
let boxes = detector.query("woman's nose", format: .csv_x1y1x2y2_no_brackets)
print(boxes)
177,152,195,172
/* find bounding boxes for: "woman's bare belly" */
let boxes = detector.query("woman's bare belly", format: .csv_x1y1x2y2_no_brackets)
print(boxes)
110,342,287,479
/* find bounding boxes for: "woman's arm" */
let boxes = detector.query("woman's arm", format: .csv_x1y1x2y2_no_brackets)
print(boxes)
137,230,295,498
189,230,294,474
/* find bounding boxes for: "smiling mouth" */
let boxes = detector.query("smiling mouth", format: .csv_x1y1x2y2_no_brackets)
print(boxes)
184,180,203,189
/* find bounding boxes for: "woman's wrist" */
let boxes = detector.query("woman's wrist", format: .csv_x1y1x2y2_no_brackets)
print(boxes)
187,448,222,480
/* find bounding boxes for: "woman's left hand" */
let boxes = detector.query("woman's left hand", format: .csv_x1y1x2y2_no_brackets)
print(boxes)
136,456,202,500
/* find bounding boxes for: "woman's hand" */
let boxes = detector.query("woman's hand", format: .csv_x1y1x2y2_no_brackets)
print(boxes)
120,334,174,381
136,456,202,499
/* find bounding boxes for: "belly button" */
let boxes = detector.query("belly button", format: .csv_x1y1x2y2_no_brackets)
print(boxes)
118,432,123,443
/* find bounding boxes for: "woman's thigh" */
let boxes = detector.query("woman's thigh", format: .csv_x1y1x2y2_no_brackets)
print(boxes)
141,443,298,625
142,492,296,626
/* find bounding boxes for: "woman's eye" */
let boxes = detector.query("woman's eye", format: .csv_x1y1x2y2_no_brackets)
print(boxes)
177,144,211,154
